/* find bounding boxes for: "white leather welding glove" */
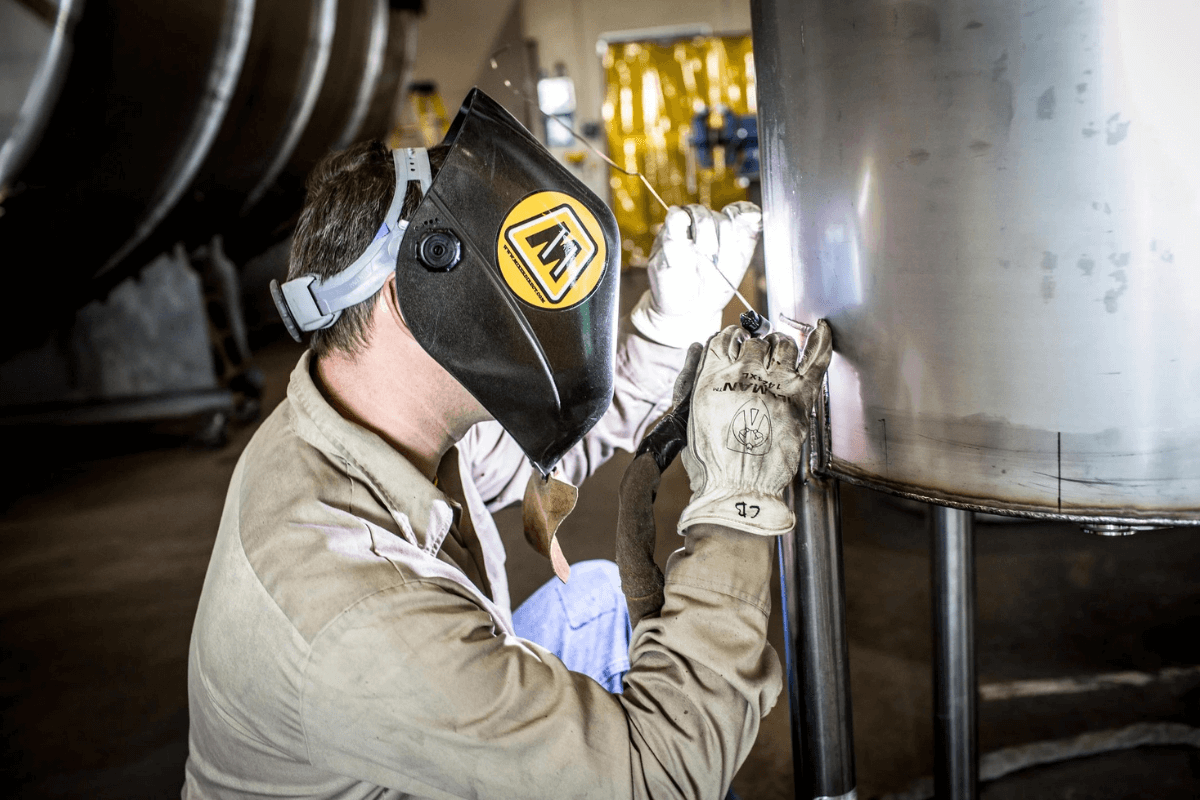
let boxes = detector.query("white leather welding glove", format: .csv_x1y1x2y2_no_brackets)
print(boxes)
679,321,834,536
630,201,763,348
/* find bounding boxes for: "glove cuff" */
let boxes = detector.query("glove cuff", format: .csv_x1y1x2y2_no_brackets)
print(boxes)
629,291,723,349
677,490,795,537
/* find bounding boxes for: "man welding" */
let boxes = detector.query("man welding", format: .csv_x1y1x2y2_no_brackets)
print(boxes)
184,88,832,799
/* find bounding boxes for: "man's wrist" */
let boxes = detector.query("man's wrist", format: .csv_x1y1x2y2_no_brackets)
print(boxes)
629,291,723,349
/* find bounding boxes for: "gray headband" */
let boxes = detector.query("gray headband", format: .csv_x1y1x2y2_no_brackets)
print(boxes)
272,147,433,341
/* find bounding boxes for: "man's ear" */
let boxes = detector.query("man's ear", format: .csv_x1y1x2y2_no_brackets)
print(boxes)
381,275,412,336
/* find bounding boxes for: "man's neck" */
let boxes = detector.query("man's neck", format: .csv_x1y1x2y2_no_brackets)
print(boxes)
314,326,485,481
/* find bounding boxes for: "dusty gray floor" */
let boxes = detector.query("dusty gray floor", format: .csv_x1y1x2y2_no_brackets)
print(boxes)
1,277,1198,798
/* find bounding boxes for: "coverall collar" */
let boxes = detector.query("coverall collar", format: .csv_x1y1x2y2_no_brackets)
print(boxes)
285,350,457,556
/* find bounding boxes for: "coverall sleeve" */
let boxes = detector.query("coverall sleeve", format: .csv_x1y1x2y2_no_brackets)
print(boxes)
300,525,781,799
461,314,688,513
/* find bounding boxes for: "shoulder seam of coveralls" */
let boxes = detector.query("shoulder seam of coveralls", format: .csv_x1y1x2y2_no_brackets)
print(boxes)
304,576,499,653
232,451,328,639
220,499,325,766
298,573,506,758
298,580,417,764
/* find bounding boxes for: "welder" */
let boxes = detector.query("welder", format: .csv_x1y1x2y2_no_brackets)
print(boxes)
183,88,832,799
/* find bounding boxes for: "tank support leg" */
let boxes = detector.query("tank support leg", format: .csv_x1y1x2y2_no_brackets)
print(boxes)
778,439,857,800
930,505,978,800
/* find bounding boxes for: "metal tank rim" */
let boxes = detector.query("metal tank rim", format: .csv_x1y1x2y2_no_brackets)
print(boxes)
805,384,1200,529
821,468,1200,530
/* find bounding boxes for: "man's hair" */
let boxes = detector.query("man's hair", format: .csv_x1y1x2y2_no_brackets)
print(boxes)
288,140,446,357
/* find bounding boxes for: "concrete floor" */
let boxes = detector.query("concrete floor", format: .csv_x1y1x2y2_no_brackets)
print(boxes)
2,295,1199,797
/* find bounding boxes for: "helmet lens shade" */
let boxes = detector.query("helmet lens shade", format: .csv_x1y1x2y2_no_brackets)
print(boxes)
395,89,621,474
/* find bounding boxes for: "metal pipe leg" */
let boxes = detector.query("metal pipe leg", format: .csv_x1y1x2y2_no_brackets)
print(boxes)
930,506,978,800
778,440,856,800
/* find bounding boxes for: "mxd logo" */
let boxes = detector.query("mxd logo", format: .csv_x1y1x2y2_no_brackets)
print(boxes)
497,192,607,310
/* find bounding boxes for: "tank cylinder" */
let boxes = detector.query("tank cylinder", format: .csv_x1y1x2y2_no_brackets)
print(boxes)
752,0,1200,526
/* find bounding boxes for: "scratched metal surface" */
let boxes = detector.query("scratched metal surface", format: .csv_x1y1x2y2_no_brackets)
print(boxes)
752,0,1200,522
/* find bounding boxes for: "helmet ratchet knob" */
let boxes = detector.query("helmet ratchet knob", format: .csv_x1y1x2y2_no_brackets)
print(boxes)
418,230,462,271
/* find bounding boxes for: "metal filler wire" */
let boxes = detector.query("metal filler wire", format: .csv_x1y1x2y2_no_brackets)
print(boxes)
486,50,760,321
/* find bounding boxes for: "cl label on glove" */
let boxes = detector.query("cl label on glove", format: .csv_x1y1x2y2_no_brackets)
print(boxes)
498,191,608,310
735,501,761,518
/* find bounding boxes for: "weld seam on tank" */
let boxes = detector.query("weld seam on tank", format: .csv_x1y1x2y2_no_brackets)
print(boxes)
828,469,1198,529
96,0,256,279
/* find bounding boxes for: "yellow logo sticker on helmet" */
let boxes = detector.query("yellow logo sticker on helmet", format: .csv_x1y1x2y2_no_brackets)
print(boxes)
497,191,607,310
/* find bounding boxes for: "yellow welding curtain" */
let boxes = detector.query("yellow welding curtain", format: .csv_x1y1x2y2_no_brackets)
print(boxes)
603,35,755,266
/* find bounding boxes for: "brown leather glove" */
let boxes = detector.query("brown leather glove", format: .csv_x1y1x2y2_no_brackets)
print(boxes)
616,342,703,625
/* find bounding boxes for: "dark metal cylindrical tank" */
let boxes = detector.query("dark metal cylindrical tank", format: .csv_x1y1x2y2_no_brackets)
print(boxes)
0,0,84,195
0,0,416,353
272,0,390,188
753,0,1200,527
225,0,408,259
192,0,338,219
0,0,253,351
113,0,340,271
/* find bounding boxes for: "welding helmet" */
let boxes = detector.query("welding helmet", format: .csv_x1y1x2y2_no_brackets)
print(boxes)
272,88,620,475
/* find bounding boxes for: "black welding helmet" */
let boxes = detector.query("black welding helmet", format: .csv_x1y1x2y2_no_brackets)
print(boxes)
396,88,620,475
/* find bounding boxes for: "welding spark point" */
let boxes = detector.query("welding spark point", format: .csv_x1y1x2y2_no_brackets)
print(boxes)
740,309,771,337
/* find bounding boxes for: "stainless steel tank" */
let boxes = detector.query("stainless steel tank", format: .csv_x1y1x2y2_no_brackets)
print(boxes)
753,0,1200,528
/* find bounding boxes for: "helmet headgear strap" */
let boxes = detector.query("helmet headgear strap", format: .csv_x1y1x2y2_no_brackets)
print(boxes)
271,147,433,342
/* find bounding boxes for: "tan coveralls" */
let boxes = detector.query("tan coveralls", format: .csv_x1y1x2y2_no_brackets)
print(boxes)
184,321,782,799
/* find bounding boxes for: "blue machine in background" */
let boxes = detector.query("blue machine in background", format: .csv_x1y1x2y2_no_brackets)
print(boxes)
690,106,759,180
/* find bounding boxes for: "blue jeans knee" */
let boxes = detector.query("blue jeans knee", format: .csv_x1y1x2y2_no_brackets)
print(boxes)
512,559,632,693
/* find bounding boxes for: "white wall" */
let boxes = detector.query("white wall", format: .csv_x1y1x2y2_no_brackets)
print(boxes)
404,0,522,121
